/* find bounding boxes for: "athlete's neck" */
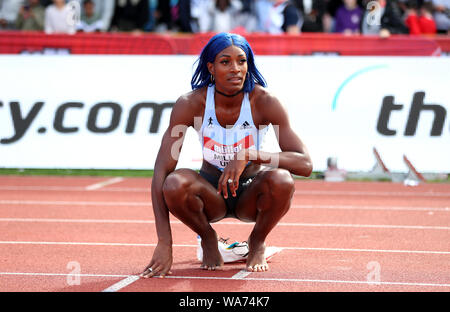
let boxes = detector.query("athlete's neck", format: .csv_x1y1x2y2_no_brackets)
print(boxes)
215,87,244,98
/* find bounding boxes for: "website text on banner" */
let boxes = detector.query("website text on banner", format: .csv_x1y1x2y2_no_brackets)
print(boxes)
0,55,448,173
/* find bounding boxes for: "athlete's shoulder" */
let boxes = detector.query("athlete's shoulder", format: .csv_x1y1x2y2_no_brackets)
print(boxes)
176,87,204,104
250,84,289,125
250,84,281,108
169,87,207,126
174,88,206,112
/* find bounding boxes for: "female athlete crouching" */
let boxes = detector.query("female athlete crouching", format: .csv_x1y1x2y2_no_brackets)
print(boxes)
141,32,312,277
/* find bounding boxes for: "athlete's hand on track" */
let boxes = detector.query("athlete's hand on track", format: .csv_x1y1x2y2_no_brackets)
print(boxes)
217,150,247,199
140,243,173,278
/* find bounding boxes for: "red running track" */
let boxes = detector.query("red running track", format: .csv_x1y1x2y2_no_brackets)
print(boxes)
0,175,449,292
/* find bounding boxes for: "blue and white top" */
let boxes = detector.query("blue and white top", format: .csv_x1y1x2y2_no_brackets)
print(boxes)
197,86,268,171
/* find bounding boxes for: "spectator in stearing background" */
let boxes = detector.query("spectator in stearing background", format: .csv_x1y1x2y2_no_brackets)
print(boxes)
39,0,52,6
110,0,149,32
153,0,171,31
76,0,102,32
295,0,327,32
322,0,345,32
361,0,385,35
191,0,213,32
176,0,193,32
334,0,363,34
44,0,76,34
237,0,258,32
0,0,23,30
418,1,437,34
404,0,422,34
210,0,243,33
78,0,114,31
258,0,301,34
361,0,409,36
142,0,157,31
15,0,45,30
431,0,449,34
404,0,436,34
378,0,409,36
152,0,192,32
254,0,272,32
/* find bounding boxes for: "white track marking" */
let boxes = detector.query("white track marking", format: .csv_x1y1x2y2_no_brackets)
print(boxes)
0,241,195,247
0,217,449,230
0,272,449,288
85,177,124,191
101,275,140,292
231,269,252,279
0,185,448,197
0,272,129,278
0,200,150,206
1,200,449,212
166,275,450,288
291,204,450,212
0,186,146,192
293,190,450,198
0,241,448,255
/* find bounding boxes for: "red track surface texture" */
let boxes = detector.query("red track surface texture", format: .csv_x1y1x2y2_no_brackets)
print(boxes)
0,175,449,292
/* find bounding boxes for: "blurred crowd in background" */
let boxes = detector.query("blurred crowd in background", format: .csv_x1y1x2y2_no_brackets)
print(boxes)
0,0,449,36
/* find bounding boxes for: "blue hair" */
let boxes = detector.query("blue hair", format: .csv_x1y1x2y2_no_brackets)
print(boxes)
191,33,267,92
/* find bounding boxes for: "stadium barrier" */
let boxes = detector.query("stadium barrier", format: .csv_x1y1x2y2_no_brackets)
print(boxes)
0,31,448,56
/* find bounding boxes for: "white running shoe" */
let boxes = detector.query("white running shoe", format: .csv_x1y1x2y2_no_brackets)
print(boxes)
196,236,283,264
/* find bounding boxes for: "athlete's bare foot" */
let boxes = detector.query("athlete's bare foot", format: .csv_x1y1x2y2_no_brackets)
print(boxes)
199,231,224,271
246,240,268,272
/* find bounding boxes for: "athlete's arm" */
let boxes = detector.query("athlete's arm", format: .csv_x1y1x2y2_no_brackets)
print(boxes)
217,90,312,198
141,93,196,278
254,92,313,176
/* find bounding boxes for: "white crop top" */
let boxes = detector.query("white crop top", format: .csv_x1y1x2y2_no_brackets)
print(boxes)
197,86,268,171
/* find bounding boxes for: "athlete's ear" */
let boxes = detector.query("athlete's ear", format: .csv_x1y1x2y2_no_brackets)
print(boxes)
207,62,214,75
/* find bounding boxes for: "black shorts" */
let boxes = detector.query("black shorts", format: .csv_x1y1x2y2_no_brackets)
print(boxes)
199,170,256,219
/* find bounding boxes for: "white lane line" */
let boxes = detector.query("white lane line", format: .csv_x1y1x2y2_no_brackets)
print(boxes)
0,185,448,197
166,275,450,288
276,222,450,230
102,275,140,292
0,186,146,192
0,217,449,230
85,177,124,191
294,190,450,198
231,269,252,279
0,272,129,278
0,272,449,288
0,241,449,255
1,200,449,212
292,204,450,212
0,241,195,247
0,200,150,206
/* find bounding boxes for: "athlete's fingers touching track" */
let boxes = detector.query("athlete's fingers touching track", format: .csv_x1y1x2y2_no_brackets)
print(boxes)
140,244,173,278
140,263,172,278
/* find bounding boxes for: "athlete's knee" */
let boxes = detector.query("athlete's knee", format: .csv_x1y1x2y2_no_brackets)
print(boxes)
265,168,295,198
162,169,196,206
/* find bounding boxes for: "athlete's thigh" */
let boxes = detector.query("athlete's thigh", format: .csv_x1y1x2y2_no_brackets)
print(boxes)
233,170,272,222
165,168,228,222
